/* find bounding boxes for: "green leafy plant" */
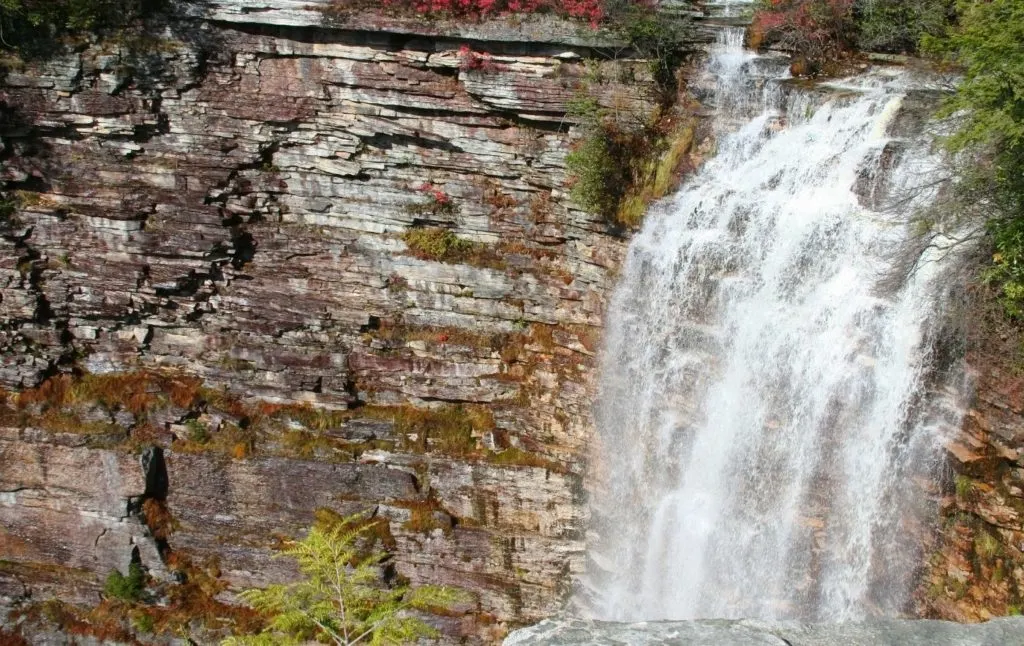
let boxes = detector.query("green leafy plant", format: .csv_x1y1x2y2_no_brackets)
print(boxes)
103,561,146,602
401,226,506,268
954,474,976,500
223,512,469,646
402,227,474,261
566,119,627,221
922,0,1024,316
0,0,167,57
603,0,693,100
566,93,696,228
853,0,951,53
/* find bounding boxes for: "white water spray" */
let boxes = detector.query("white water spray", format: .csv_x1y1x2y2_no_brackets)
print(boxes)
584,26,963,622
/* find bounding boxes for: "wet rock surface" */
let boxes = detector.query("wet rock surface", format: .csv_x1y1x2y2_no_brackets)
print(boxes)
917,290,1024,622
503,616,1024,645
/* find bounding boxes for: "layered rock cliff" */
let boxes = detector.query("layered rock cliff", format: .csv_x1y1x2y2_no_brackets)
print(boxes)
4,0,1024,642
0,1,703,640
918,289,1024,622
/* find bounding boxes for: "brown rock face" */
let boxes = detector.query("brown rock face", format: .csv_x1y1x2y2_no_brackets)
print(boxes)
918,291,1024,621
0,2,685,640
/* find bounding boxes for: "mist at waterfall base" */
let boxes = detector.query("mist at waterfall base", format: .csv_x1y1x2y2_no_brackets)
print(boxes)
583,32,966,622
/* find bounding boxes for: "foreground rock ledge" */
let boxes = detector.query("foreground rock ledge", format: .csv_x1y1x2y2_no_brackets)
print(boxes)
503,617,1024,645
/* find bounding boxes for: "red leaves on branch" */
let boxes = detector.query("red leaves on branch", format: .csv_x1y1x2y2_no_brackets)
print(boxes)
749,0,855,67
458,44,503,71
418,183,452,205
380,0,609,26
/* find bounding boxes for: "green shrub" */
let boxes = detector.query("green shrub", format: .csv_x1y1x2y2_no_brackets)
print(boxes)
223,511,470,645
103,561,145,602
185,418,210,444
402,227,472,258
603,0,693,101
985,214,1024,317
401,227,493,266
566,123,628,221
854,0,952,53
975,529,1001,560
130,610,155,633
922,0,1024,316
566,98,696,229
392,403,494,456
0,0,167,57
955,474,975,499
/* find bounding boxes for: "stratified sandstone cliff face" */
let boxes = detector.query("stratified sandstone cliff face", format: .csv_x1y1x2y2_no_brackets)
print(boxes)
918,292,1024,622
0,1,694,640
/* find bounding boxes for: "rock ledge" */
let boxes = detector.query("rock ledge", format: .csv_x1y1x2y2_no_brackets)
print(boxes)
504,616,1024,645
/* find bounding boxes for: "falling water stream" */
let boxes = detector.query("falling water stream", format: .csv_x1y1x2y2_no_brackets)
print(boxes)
584,17,964,623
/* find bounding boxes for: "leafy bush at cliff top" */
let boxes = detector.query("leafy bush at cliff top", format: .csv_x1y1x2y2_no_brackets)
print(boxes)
854,0,952,53
327,0,615,25
323,0,689,29
748,0,856,66
748,0,952,67
0,0,167,57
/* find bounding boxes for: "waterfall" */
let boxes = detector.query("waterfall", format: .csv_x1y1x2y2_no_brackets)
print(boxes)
584,25,965,622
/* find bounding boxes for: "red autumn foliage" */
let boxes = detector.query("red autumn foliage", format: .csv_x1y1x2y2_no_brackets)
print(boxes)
457,44,504,71
418,182,452,205
378,0,611,26
749,0,856,69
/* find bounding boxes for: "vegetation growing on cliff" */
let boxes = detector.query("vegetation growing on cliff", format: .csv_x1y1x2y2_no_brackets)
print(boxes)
1,367,565,471
224,511,469,646
103,562,146,602
748,0,953,71
0,0,167,57
401,226,510,269
566,95,697,229
322,0,656,26
923,0,1024,316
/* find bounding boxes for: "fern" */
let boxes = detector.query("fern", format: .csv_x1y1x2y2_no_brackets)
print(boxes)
223,512,471,645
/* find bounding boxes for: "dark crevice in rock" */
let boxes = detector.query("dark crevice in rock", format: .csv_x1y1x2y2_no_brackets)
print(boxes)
359,316,382,333
362,131,464,154
134,446,174,565
230,230,257,269
131,107,171,143
141,446,169,501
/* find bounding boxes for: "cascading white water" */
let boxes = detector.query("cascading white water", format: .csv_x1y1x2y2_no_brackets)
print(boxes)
584,26,964,622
